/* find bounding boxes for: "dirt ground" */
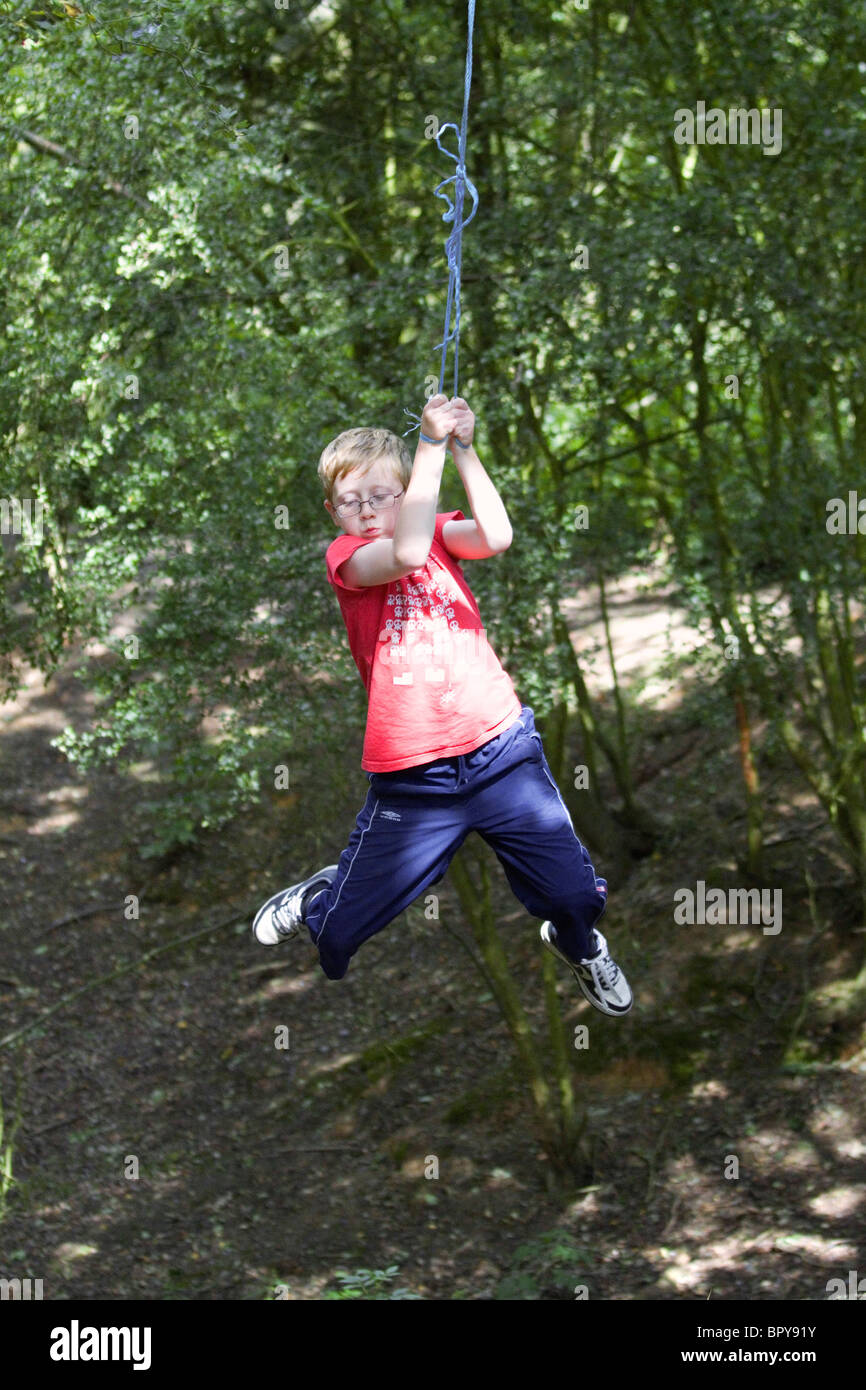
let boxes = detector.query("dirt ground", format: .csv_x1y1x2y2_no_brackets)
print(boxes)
1,571,864,1300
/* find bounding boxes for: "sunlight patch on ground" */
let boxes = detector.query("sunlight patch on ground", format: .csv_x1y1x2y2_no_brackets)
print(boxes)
24,783,88,835
561,575,704,702
649,1228,857,1294
769,1232,857,1261
127,761,160,780
201,706,234,740
26,807,81,834
710,929,765,949
810,1100,866,1157
3,702,70,735
807,1185,866,1218
240,971,317,1012
0,662,48,726
740,1129,821,1174
2,653,101,733
688,1079,730,1100
560,566,850,727
51,1241,99,1275
305,1050,362,1078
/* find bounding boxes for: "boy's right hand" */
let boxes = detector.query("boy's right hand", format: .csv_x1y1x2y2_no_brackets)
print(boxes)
420,393,458,443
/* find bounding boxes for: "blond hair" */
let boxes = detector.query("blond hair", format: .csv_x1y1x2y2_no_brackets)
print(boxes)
317,427,412,507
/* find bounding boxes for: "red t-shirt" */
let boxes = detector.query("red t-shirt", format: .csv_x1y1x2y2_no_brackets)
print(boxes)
326,509,522,771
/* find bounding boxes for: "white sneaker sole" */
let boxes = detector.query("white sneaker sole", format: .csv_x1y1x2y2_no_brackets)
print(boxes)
540,921,633,1016
251,867,339,947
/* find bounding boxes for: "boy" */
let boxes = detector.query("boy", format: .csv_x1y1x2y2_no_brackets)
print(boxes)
252,395,632,1016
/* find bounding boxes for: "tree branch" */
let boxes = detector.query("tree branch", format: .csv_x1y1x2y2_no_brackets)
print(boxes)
13,127,154,210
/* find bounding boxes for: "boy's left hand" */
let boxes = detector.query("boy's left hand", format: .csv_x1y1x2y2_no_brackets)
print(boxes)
447,398,475,455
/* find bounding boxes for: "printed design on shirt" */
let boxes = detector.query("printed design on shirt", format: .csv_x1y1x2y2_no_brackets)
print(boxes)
375,559,488,697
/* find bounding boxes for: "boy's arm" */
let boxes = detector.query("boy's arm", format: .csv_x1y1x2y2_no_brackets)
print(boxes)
336,396,458,588
441,440,513,560
387,393,460,568
337,437,448,588
390,435,450,569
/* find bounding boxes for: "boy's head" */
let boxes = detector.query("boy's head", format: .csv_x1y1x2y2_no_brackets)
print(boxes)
319,427,412,540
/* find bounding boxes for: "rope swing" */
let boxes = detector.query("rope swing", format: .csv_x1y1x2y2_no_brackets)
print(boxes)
404,0,479,438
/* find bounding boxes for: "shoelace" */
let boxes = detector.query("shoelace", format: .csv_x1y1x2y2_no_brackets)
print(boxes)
586,949,619,992
273,889,304,934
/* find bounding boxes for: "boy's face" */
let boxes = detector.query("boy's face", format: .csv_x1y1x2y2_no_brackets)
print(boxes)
324,459,405,540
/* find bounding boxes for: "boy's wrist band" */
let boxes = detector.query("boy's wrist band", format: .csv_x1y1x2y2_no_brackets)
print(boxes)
417,431,474,448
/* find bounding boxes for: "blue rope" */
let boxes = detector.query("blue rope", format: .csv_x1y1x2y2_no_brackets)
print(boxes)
403,0,478,439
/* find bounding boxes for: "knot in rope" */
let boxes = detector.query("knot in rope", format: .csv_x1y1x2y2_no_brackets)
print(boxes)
403,0,478,438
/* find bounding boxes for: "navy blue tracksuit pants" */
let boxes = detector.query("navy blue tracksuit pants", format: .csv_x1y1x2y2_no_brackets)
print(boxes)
304,704,608,980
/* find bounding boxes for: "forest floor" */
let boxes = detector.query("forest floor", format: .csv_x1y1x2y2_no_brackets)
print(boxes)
1,566,865,1300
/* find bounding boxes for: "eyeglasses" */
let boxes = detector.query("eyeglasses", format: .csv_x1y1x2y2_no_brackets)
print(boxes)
334,488,405,519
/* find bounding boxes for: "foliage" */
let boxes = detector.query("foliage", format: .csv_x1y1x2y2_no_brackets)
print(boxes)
322,1265,423,1300
493,1228,592,1300
0,1072,23,1224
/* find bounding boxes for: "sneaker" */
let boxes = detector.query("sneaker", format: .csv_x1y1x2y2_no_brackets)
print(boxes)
540,921,633,1016
251,865,339,946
